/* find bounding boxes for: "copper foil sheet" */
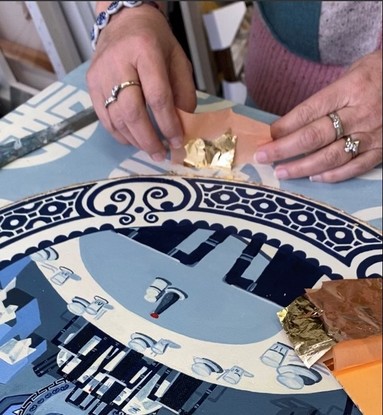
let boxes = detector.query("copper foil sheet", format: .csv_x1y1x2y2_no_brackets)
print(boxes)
306,278,382,342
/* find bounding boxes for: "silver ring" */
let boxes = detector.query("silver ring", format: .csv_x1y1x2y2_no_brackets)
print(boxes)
104,80,141,108
104,95,117,108
328,111,345,141
344,135,360,158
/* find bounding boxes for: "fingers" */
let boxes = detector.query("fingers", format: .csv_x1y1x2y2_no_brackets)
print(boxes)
272,132,382,183
269,52,382,139
138,47,195,151
89,69,164,158
254,103,381,182
253,51,382,183
86,6,197,162
255,109,352,164
109,88,168,161
270,77,350,139
273,132,360,179
89,53,190,161
89,52,195,161
310,147,383,183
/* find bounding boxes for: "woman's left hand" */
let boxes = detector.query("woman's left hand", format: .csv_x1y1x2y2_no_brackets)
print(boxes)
254,50,382,183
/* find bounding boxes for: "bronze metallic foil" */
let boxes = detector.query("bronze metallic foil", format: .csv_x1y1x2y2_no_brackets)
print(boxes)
277,296,336,368
305,278,382,342
183,129,237,169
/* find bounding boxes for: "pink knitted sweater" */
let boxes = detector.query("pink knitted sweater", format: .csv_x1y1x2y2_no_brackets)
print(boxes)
244,2,382,116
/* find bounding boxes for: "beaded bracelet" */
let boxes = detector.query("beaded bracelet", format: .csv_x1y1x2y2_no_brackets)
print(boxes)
90,0,161,51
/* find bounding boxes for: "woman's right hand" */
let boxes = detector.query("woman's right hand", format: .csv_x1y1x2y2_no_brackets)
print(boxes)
86,2,197,161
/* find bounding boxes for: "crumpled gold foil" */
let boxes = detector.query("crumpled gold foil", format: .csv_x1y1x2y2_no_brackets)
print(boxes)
183,129,237,169
277,296,336,368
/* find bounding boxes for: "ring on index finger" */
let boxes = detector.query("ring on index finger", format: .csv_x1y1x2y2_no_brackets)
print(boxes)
104,80,142,108
327,111,345,141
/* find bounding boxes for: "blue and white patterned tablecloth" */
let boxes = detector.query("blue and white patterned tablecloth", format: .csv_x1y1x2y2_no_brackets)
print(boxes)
0,61,382,230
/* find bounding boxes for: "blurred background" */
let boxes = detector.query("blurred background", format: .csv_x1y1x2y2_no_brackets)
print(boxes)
0,1,253,117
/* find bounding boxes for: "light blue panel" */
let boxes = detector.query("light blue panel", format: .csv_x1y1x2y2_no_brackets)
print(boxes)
0,297,41,345
79,230,281,344
0,338,46,384
0,257,31,289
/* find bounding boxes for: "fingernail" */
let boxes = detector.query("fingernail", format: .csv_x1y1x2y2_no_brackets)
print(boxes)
170,136,183,149
151,152,166,162
254,151,268,163
274,168,289,180
310,175,322,182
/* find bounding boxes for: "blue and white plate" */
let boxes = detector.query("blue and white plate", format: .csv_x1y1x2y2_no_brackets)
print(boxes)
0,175,381,415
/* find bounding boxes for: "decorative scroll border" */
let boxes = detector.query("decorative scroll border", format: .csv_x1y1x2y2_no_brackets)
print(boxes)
1,176,381,273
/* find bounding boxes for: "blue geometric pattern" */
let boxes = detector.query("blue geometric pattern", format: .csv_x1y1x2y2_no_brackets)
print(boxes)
0,184,93,248
1,176,381,276
17,378,73,414
189,179,382,263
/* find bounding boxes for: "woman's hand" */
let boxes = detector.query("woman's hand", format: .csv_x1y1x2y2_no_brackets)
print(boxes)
254,50,382,182
86,3,197,161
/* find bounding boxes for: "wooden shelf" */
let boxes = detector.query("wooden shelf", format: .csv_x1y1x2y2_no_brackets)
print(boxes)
0,37,53,73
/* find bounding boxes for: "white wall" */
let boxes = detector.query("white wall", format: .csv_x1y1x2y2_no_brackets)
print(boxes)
0,1,95,95
0,1,45,51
